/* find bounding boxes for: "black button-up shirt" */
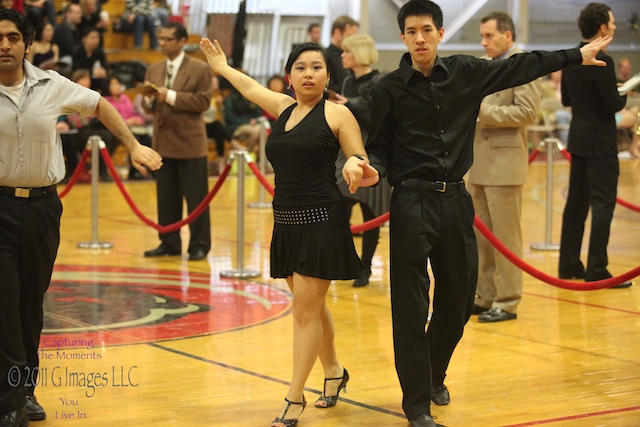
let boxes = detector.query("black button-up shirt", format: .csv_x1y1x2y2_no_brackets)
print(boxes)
367,49,582,186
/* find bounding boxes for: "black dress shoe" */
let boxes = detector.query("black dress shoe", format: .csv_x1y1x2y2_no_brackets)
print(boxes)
25,395,45,421
609,280,633,289
558,270,586,279
0,406,29,427
144,246,181,257
188,250,207,261
471,303,489,315
431,384,450,405
478,307,517,323
352,268,371,287
409,414,445,427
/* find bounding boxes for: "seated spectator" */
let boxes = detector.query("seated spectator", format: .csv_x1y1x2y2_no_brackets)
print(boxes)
26,22,58,69
53,3,82,69
103,74,152,179
121,0,158,50
0,0,15,10
78,0,108,46
538,70,571,144
59,69,120,181
72,26,108,90
56,69,89,181
261,74,293,128
152,0,170,28
223,73,263,152
23,0,56,32
630,111,640,158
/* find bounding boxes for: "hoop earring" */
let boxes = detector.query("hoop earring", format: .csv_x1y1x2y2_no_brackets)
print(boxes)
325,80,330,90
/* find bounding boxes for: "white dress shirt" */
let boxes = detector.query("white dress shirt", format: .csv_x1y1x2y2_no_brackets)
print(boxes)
0,60,100,187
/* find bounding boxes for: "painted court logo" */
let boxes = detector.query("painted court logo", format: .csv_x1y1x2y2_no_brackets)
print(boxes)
41,265,291,348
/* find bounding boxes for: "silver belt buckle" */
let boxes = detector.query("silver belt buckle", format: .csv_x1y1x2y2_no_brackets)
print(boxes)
15,188,31,198
435,181,446,192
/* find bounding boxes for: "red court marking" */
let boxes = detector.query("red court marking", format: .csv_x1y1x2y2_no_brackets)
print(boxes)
502,405,640,426
41,265,290,348
524,291,640,315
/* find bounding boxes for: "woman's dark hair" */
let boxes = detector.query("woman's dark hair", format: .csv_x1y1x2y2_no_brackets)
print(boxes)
0,8,33,47
284,42,331,76
397,0,443,34
102,74,123,95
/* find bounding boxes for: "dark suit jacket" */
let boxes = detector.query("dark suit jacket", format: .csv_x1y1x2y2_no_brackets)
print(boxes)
326,43,349,94
561,42,626,157
145,55,214,159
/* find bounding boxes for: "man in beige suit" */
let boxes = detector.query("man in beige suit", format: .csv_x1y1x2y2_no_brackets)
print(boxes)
143,22,214,261
467,11,541,323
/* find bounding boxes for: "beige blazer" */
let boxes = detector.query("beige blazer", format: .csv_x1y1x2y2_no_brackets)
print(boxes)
145,55,214,159
467,47,541,186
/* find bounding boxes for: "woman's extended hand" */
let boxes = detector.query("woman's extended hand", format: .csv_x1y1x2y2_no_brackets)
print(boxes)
200,38,229,74
343,157,379,194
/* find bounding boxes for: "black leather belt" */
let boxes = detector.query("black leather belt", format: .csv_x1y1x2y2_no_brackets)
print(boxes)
400,179,465,193
0,185,58,198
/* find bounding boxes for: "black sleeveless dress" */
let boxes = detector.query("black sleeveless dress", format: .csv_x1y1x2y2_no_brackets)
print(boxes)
265,100,362,280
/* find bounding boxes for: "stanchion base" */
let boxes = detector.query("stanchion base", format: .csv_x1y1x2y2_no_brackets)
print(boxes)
220,269,262,278
530,243,560,251
77,242,114,249
248,202,273,209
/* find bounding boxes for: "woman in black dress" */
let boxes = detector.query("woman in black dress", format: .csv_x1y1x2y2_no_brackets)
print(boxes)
200,39,378,426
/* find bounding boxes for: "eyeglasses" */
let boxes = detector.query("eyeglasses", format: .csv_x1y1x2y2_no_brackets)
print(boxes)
158,37,177,42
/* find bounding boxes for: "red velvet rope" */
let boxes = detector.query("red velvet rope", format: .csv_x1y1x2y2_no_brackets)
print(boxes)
61,144,639,290
58,147,91,199
100,147,232,233
246,158,274,196
473,215,640,289
528,148,540,165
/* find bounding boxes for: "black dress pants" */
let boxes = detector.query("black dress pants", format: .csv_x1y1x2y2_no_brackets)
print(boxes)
389,184,477,419
155,157,211,254
559,155,619,281
0,193,62,413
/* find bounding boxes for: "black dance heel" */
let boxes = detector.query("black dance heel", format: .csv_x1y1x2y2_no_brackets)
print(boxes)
314,367,349,408
271,395,306,427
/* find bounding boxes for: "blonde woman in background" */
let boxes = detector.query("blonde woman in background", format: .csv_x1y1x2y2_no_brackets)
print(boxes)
333,34,392,287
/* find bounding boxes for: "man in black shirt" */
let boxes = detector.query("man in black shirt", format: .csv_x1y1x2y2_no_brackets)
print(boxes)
364,1,613,426
558,3,630,287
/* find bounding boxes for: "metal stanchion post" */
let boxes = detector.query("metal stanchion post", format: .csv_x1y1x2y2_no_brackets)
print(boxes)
530,137,561,251
221,150,261,278
248,118,272,209
78,135,114,249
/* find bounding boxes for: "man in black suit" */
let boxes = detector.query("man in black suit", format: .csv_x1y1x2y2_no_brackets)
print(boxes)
52,3,82,64
558,2,631,288
326,15,358,94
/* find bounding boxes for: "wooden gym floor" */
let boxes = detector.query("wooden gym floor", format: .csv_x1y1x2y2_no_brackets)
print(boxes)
33,157,640,426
